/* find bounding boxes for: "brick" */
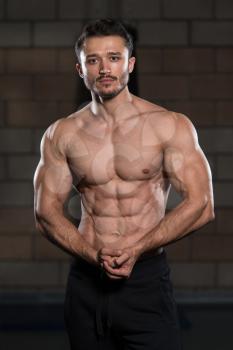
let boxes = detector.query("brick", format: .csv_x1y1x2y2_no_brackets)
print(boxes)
192,21,233,46
7,49,56,73
7,101,58,128
59,0,88,19
8,155,39,180
0,76,32,100
7,0,55,19
138,21,187,46
217,263,233,287
0,156,6,179
0,262,60,286
216,0,233,19
0,0,4,19
216,156,233,180
34,75,77,101
216,209,233,234
198,128,233,153
0,101,4,127
0,23,30,47
139,75,189,100
0,208,35,234
165,236,192,261
217,49,233,72
193,217,216,235
216,102,233,125
191,74,233,99
192,235,233,261
58,48,76,73
165,101,216,127
0,49,5,73
0,129,31,153
34,235,69,260
34,21,82,47
87,0,110,18
122,0,160,19
59,0,109,19
34,128,46,154
163,0,213,18
170,262,215,288
164,48,215,73
57,102,77,117
0,236,31,259
0,182,33,206
136,48,162,73
214,182,233,207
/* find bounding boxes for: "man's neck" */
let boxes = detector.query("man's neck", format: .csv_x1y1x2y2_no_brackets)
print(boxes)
90,87,133,124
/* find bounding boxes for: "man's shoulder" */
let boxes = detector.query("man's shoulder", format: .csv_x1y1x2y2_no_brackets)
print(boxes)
133,96,196,144
43,103,91,141
136,97,193,125
133,95,168,115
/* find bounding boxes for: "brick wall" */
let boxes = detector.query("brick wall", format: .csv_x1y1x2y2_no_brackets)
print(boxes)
0,0,233,295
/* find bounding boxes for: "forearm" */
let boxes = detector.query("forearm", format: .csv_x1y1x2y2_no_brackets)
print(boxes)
135,199,212,256
35,210,98,266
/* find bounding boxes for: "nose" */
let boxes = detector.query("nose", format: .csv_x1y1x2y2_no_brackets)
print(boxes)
99,59,110,75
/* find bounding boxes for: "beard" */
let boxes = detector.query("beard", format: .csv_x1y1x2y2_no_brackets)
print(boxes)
84,71,129,100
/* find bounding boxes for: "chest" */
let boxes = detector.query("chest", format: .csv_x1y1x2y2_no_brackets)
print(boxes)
67,120,163,185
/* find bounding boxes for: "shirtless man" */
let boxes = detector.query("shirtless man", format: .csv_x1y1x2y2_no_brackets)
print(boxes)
33,19,214,350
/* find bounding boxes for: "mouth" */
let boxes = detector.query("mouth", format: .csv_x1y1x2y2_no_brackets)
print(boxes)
98,77,115,83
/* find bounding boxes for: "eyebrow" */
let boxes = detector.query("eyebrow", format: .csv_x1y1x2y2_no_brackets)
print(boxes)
86,51,122,58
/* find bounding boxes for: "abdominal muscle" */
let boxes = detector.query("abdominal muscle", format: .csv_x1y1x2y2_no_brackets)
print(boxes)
77,182,167,255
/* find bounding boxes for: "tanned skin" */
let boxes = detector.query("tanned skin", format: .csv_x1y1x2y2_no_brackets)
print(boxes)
34,35,214,280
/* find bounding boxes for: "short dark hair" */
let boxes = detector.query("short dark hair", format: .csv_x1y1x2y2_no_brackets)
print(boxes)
75,18,134,62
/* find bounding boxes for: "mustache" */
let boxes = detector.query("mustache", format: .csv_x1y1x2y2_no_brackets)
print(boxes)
97,75,117,81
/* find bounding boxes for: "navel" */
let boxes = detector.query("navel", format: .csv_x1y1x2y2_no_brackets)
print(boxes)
113,231,122,236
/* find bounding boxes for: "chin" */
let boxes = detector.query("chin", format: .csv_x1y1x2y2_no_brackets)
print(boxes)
98,85,126,100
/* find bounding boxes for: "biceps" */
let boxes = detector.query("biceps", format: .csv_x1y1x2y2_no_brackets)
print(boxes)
164,147,212,200
34,160,73,214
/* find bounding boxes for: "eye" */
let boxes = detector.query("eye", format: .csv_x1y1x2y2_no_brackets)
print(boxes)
87,58,98,64
110,56,120,62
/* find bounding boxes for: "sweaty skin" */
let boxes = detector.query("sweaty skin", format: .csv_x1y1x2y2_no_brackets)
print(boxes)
34,35,214,280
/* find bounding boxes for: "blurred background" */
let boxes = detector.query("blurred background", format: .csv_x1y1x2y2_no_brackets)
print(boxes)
0,0,233,349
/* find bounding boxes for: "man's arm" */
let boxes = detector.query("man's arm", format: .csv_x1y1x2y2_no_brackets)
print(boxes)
134,112,215,256
33,120,98,266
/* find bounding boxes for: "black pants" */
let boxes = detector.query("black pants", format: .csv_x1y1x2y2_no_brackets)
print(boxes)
64,250,183,350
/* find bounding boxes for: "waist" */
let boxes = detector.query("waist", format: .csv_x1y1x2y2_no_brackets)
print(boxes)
69,247,167,282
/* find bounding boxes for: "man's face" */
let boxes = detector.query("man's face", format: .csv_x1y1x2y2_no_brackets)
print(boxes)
76,35,135,100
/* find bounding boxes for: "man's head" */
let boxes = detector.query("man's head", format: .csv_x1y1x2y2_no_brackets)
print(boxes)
75,19,136,100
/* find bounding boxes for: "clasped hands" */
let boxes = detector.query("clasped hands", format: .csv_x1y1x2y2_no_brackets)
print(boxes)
97,246,139,280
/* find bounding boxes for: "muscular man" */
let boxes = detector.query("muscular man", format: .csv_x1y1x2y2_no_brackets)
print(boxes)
34,19,214,350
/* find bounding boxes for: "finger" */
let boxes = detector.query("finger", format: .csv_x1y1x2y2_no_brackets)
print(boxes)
99,254,115,261
115,253,130,266
105,271,124,280
100,256,113,265
103,261,128,278
100,248,123,257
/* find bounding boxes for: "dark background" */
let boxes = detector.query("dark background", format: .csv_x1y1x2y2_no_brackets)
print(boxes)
0,0,233,349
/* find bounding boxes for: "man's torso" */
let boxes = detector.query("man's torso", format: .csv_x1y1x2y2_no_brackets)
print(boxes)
55,95,177,254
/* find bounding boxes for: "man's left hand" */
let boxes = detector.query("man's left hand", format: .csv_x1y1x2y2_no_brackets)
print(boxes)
98,247,139,279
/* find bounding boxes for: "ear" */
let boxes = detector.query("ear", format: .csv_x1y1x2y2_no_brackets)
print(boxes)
128,56,136,74
76,63,84,78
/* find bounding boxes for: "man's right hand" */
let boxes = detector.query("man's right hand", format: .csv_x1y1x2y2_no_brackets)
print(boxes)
97,248,131,280
97,247,138,280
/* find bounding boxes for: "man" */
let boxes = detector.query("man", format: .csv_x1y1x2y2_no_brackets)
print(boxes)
33,18,214,350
